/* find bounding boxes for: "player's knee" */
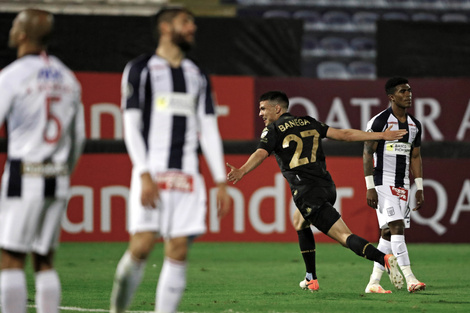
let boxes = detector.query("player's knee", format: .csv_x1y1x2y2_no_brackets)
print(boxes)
388,220,405,235
381,228,391,240
326,218,351,247
32,252,54,272
292,210,309,230
129,232,156,260
1,249,27,269
165,237,189,261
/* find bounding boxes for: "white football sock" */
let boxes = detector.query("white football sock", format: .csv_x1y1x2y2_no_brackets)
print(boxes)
156,258,187,313
368,237,391,285
0,269,27,313
400,265,418,283
375,237,392,271
391,235,417,282
110,250,146,313
35,269,61,313
391,234,410,266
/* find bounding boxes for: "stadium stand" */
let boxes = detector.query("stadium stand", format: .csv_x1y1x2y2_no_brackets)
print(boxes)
350,37,376,58
301,34,324,57
411,12,440,21
293,9,324,30
262,9,291,18
441,12,469,22
3,0,470,78
351,11,380,31
348,60,376,79
319,36,352,57
321,10,352,31
381,11,410,20
235,0,470,78
316,61,350,79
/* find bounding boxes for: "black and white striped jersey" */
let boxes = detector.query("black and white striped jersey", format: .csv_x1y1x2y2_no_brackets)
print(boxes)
121,54,225,183
366,107,422,188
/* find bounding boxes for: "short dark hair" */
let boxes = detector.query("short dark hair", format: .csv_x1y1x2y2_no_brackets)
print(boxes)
259,91,289,110
152,5,194,39
385,77,409,95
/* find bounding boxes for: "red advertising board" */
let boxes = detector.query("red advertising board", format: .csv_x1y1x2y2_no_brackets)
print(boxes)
211,76,255,140
63,154,378,243
61,154,132,242
1,73,469,243
75,72,255,141
75,72,122,139
0,153,467,243
255,77,470,142
74,73,470,142
58,154,470,243
404,159,470,243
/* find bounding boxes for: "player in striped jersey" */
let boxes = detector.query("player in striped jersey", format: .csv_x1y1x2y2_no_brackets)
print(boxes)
110,6,230,313
363,77,426,293
0,9,85,313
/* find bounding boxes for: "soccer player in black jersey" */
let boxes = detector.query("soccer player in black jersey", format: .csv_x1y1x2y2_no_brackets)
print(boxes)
227,90,407,291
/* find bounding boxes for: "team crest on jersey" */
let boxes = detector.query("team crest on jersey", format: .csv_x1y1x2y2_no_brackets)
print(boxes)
260,127,268,138
125,83,133,100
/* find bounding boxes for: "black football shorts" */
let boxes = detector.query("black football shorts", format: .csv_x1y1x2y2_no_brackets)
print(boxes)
292,184,341,234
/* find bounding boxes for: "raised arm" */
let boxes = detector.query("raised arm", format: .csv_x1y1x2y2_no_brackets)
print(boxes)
226,148,269,184
326,125,407,142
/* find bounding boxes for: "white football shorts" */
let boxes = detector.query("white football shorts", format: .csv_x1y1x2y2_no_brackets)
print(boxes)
128,169,207,238
375,185,411,229
0,172,69,255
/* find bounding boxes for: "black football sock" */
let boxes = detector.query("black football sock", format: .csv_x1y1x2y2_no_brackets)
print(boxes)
346,234,386,266
297,228,317,280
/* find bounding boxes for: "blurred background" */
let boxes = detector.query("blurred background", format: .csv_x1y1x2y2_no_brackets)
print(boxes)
0,0,469,245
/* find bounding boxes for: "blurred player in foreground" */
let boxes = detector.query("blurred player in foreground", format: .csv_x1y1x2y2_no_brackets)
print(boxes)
0,8,85,313
363,77,426,293
227,91,407,290
110,6,230,313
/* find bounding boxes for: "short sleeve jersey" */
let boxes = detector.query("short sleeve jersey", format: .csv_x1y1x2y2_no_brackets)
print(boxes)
0,54,83,164
257,113,333,188
366,107,422,188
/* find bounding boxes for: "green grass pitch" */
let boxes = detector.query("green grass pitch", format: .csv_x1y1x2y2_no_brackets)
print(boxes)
23,242,470,313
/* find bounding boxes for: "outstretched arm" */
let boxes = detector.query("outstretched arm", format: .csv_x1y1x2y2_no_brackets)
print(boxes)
226,148,269,184
326,125,407,142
